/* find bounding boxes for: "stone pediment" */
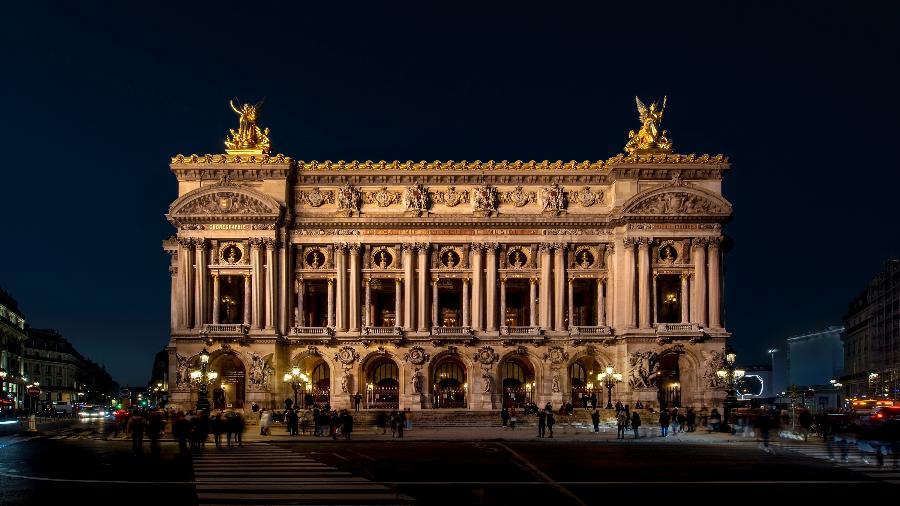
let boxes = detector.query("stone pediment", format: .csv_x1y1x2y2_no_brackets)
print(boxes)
621,179,731,219
167,178,282,225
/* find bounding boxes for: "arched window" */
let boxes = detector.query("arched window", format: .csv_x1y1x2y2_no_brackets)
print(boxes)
570,363,587,387
433,361,466,385
372,360,399,386
312,363,330,389
501,360,530,384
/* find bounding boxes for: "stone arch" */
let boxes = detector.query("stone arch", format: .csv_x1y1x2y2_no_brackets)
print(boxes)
359,350,402,409
565,348,614,406
207,348,249,409
428,349,469,408
290,347,335,407
167,179,282,226
497,349,542,408
620,180,732,219
655,345,703,408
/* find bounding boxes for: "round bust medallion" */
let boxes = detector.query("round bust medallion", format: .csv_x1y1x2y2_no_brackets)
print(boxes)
575,250,595,269
507,249,527,268
305,249,325,269
373,249,394,269
440,249,460,268
221,244,243,264
659,245,678,263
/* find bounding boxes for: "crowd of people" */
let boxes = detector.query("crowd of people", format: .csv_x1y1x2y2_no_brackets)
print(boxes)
107,408,246,456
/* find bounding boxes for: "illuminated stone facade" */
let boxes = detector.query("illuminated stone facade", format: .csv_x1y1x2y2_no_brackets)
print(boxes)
164,110,733,412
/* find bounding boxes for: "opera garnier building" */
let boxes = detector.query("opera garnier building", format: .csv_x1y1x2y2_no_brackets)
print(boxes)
163,97,732,413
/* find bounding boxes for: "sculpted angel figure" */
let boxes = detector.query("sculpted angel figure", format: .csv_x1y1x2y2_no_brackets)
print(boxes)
625,96,672,154
176,354,190,386
540,183,566,212
403,183,430,213
481,369,494,393
337,183,360,212
628,352,649,388
551,369,561,393
411,367,422,394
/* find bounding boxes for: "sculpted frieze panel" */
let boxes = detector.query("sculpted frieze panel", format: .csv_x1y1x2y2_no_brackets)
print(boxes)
500,186,537,207
364,187,402,207
431,187,469,208
298,187,335,207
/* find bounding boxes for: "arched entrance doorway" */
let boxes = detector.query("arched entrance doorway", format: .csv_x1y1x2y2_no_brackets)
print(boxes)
366,357,399,409
656,352,681,409
293,353,330,409
500,357,534,409
568,356,602,409
211,354,246,409
432,358,467,408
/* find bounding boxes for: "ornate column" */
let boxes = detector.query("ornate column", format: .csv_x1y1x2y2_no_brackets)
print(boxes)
529,277,538,327
597,278,606,326
402,244,415,331
417,244,429,331
567,278,574,329
708,237,722,328
553,244,566,331
680,273,690,324
364,278,372,328
242,273,251,325
692,238,708,326
622,238,636,329
327,277,335,328
177,239,192,329
485,244,498,331
637,239,651,329
264,239,276,330
470,244,484,331
349,244,361,332
499,278,507,328
211,274,220,324
539,243,552,329
297,278,305,327
169,260,177,332
334,244,347,331
250,239,262,329
395,278,403,328
605,244,615,329
462,278,470,328
279,241,290,334
431,278,439,328
194,239,207,328
652,273,658,325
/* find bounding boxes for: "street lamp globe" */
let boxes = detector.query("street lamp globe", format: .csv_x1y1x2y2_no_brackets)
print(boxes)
208,371,218,382
190,370,201,380
726,352,736,365
0,368,7,380
291,367,301,377
283,373,292,382
200,348,210,364
734,369,746,380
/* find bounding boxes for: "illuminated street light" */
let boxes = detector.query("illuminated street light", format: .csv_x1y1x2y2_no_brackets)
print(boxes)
284,368,310,408
597,366,623,409
191,347,215,411
717,349,744,432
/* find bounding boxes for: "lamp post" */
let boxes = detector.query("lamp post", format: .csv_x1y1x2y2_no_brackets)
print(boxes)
190,348,217,412
868,372,879,398
283,367,309,409
716,350,745,432
597,366,623,409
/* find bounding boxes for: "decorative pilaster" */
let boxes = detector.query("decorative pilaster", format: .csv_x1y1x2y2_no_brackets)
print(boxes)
652,272,658,325
485,243,498,331
605,243,615,329
680,273,690,324
194,239,207,329
554,244,566,331
692,238,708,326
417,243,429,331
402,244,415,331
637,238,651,329
499,278,507,328
539,243,553,329
395,278,403,328
243,273,251,325
470,243,484,331
212,274,220,324
279,240,290,334
334,243,347,331
250,239,262,329
297,278,305,327
529,278,538,327
364,278,372,328
567,278,574,329
462,278,471,328
264,239,276,330
177,238,192,329
327,277,335,328
169,257,177,332
349,244,361,332
431,278,439,327
623,238,637,329
708,237,722,329
597,278,606,326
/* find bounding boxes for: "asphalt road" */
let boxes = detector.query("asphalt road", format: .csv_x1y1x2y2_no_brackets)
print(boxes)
0,421,895,505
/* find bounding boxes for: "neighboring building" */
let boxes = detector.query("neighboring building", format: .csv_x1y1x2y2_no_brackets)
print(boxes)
0,287,27,412
842,259,900,399
164,99,733,412
24,328,117,408
148,347,170,405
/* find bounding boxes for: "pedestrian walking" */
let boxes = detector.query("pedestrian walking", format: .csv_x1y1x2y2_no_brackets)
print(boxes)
590,393,597,411
330,411,340,440
173,412,190,453
501,407,510,428
538,410,546,438
676,411,686,433
341,410,354,440
754,411,772,453
259,409,272,436
128,411,147,455
390,412,398,437
227,411,244,447
148,411,163,457
591,409,600,433
211,413,224,448
659,410,670,437
376,411,387,435
397,411,406,438
354,392,362,412
546,412,555,438
709,408,721,432
616,409,628,439
686,408,696,432
287,408,299,436
631,411,642,439
509,407,517,430
615,401,623,415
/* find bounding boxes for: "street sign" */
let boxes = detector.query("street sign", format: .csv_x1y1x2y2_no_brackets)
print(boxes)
27,386,41,397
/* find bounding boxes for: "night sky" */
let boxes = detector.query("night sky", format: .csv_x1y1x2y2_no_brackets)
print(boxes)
2,3,898,386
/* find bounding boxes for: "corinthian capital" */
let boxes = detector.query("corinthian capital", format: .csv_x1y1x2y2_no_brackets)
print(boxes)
623,237,637,248
414,242,431,252
334,242,349,252
538,242,554,252
263,238,277,249
691,237,709,249
470,243,486,252
177,237,193,248
706,236,723,248
348,243,361,254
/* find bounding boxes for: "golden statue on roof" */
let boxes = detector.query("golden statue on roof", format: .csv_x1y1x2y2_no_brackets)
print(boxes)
225,99,271,154
624,96,672,155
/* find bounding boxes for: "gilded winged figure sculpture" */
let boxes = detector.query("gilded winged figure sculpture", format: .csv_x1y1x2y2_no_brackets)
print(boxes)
624,96,672,154
225,99,271,153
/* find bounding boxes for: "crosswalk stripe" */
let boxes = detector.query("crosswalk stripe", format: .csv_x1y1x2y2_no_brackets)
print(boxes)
191,442,416,504
777,443,900,484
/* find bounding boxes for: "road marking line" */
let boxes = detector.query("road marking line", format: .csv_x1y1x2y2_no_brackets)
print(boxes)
497,442,587,506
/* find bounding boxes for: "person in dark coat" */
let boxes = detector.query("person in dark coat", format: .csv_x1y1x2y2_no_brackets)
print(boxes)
590,393,597,411
375,411,388,435
537,410,546,438
173,412,190,453
341,410,354,440
147,411,163,457
397,411,406,438
353,393,362,412
546,412,555,438
631,411,642,439
227,412,244,447
501,407,510,427
591,409,601,433
287,408,299,436
211,414,224,448
659,410,671,437
686,408,696,432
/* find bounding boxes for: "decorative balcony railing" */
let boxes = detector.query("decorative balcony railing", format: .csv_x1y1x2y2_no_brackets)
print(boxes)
431,326,473,336
569,326,614,336
500,326,542,336
289,326,335,337
656,323,702,334
202,324,249,335
362,326,403,336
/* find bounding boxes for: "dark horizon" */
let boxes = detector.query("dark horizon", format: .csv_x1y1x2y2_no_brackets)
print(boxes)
2,3,898,385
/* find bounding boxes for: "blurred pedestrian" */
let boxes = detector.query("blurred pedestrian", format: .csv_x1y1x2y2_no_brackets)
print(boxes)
659,410,670,437
591,409,600,433
211,413,224,448
590,393,597,411
376,411,387,435
509,407,517,430
616,409,628,439
341,410,353,440
397,411,406,438
128,410,147,455
538,409,546,438
353,392,362,412
259,409,272,436
686,408,696,432
501,407,509,428
173,412,190,453
631,411,642,439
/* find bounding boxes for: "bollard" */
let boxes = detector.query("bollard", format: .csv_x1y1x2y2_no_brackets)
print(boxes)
27,414,38,432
